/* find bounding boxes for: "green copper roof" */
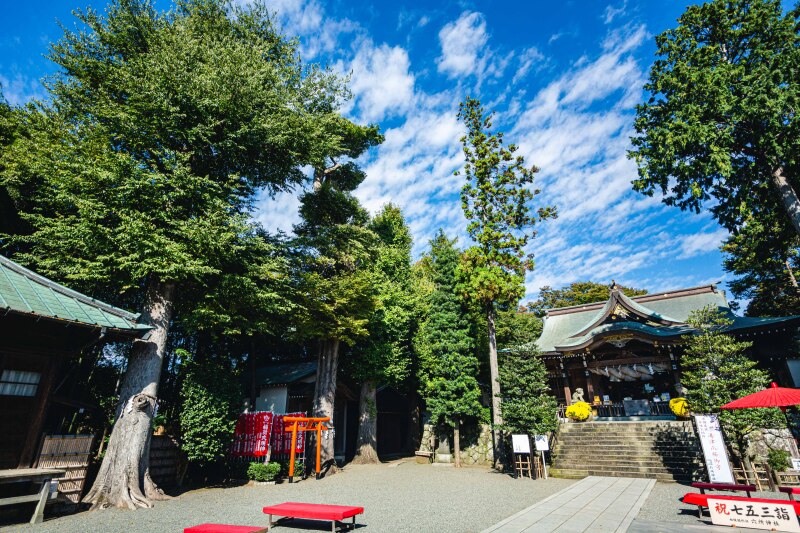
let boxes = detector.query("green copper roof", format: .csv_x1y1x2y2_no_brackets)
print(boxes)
255,360,317,387
536,284,800,353
0,254,150,333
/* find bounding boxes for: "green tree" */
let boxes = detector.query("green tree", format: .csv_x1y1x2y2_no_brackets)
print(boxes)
630,0,800,237
681,306,783,468
416,231,484,468
349,204,415,464
528,281,647,317
0,90,23,241
454,96,555,466
722,213,800,317
178,350,242,469
291,130,382,469
0,0,363,508
498,344,557,439
494,308,543,349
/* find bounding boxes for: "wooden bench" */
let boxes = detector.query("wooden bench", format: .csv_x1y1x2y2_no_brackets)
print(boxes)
263,502,364,532
683,493,800,518
184,525,266,533
414,450,434,463
691,482,756,498
0,468,66,524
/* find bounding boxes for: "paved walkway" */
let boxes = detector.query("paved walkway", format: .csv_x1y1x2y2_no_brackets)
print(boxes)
482,476,655,533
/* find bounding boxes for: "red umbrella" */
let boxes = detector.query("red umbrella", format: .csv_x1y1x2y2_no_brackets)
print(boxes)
720,382,800,412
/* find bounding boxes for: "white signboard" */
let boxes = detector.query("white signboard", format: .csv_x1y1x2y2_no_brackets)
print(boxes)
694,414,735,484
792,458,800,471
534,435,549,452
511,434,531,454
708,497,800,532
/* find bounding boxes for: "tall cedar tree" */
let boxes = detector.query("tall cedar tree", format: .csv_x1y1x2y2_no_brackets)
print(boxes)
416,231,484,468
681,307,783,469
0,0,365,508
349,204,414,464
498,343,558,438
455,97,555,467
630,0,800,237
722,213,800,316
292,127,382,470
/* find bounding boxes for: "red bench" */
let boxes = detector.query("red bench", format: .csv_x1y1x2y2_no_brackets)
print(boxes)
780,487,800,501
263,502,364,532
683,493,800,518
691,482,756,498
184,525,267,533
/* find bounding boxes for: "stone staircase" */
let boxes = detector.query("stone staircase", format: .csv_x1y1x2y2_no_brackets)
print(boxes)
550,420,706,483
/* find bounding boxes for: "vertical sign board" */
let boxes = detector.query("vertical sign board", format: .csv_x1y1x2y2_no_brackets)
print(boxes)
534,435,549,480
512,434,531,454
708,497,800,532
694,414,735,484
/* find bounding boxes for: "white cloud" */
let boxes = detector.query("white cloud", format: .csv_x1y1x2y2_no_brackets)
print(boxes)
436,11,489,78
343,41,416,122
604,1,628,25
0,73,46,105
678,228,728,259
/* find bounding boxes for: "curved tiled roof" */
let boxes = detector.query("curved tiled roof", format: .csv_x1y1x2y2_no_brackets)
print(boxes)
0,254,150,334
536,284,800,353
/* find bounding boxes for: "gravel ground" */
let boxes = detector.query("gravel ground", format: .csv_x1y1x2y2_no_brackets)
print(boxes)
636,481,783,526
0,462,574,533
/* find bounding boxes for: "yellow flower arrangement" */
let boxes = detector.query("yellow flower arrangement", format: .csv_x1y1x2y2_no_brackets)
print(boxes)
669,397,690,417
565,401,592,422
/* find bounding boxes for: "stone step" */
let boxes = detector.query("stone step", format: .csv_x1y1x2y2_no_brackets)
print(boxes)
553,451,702,463
551,457,703,469
552,444,700,453
558,428,696,435
549,468,693,483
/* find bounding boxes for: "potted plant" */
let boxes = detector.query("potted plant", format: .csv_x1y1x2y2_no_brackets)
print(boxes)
669,397,690,418
565,401,592,422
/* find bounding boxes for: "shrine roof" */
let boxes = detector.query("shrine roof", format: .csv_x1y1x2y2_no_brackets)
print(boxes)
0,253,150,335
255,360,317,387
535,284,800,354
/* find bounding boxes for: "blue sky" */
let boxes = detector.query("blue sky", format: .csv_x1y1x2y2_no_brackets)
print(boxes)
0,0,739,304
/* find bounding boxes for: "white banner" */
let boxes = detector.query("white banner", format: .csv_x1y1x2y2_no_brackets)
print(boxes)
534,435,549,452
694,414,735,484
708,497,800,532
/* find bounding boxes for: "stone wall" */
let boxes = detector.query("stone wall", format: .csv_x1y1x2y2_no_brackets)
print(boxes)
418,423,494,466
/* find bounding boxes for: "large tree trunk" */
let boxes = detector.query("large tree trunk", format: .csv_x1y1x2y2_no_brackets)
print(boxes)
772,167,800,238
486,306,505,469
83,280,175,509
453,422,461,468
351,381,379,464
312,338,340,474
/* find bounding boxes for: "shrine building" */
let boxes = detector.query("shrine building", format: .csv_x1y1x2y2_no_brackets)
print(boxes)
535,283,800,418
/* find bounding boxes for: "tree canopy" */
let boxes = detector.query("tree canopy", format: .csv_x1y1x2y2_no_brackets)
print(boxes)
528,281,647,317
630,0,800,237
681,306,783,461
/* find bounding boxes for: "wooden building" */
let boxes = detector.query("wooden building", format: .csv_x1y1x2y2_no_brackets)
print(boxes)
0,254,150,468
535,283,800,417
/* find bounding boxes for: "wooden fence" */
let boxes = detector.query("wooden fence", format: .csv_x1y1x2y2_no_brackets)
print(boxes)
35,435,93,504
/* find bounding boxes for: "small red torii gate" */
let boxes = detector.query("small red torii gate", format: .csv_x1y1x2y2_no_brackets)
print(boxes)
283,416,331,482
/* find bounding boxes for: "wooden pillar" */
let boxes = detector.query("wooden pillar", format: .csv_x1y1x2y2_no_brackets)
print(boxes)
562,362,572,405
586,372,595,404
18,357,57,468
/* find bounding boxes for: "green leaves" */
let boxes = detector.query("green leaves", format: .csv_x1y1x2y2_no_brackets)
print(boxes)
681,306,783,457
455,96,555,308
630,0,800,236
415,231,485,428
498,344,557,436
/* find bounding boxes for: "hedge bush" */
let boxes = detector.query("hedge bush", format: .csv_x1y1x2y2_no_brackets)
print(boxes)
247,461,281,482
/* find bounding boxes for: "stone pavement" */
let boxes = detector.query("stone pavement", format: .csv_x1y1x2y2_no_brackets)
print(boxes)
628,519,764,532
481,475,655,533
